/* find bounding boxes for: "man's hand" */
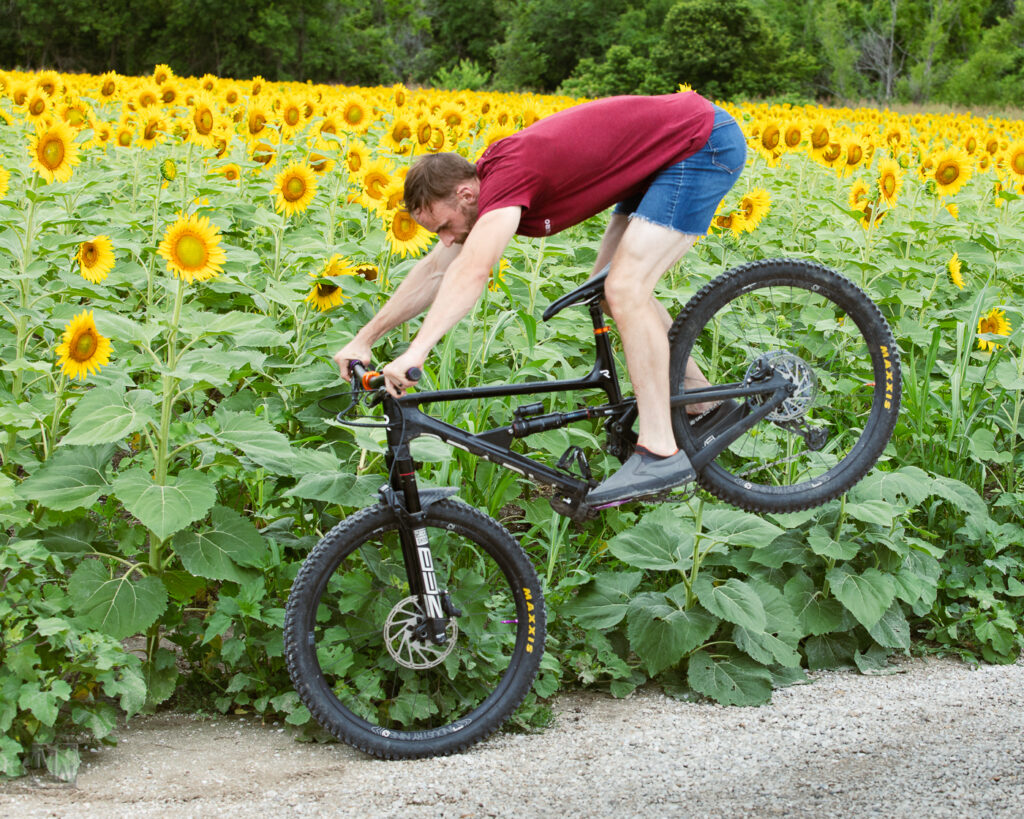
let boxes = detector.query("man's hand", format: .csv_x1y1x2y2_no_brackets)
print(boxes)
382,349,426,397
333,341,372,382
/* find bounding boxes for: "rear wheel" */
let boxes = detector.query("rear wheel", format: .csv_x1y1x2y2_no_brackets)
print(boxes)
284,499,545,759
669,258,900,512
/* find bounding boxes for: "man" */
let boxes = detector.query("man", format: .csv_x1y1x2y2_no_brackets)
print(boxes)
334,91,746,506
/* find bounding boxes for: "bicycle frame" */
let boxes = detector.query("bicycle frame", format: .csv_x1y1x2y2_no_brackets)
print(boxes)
373,298,793,519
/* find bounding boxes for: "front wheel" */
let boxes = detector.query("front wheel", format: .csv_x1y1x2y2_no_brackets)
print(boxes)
283,499,545,759
669,258,901,513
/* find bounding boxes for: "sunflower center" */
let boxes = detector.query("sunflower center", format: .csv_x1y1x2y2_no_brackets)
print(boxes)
40,136,65,169
847,146,863,165
118,130,132,147
1011,152,1024,175
979,317,996,334
195,109,214,133
936,161,960,185
175,234,207,269
761,126,780,151
102,81,116,96
144,121,160,140
882,175,896,196
417,123,432,144
316,282,339,297
392,213,418,241
30,98,46,116
345,106,364,125
366,174,386,198
67,108,85,126
811,126,829,149
224,167,239,180
283,176,307,201
309,153,328,172
347,154,362,173
82,243,98,266
392,123,411,142
285,107,300,126
71,329,98,361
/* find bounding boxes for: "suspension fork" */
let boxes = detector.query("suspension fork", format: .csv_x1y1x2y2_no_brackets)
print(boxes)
384,414,452,645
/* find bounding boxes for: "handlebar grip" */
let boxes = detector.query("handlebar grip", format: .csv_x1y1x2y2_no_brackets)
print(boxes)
406,366,422,383
348,360,421,391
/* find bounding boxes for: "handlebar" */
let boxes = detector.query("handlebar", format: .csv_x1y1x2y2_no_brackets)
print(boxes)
348,360,421,392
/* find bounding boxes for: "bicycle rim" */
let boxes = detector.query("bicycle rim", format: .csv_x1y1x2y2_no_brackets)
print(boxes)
670,259,900,512
285,501,543,757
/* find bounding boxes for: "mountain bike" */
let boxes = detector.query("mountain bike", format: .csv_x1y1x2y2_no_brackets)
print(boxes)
283,257,902,760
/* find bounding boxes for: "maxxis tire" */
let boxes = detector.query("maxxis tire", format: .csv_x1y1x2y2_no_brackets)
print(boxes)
283,499,545,759
669,258,901,513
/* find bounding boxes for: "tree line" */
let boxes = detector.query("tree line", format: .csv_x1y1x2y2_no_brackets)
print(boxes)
1,0,1022,107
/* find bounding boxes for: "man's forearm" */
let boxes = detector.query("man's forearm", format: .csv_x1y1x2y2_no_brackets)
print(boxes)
353,255,446,345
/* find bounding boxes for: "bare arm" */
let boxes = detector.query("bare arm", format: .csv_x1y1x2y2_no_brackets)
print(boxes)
382,206,521,394
333,240,461,378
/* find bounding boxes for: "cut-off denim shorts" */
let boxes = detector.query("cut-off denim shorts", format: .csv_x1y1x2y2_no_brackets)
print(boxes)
614,104,747,235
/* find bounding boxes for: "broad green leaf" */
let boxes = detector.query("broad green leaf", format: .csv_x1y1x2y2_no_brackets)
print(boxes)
867,602,910,649
606,506,693,571
687,648,773,706
626,593,718,676
16,445,113,511
68,560,168,639
733,625,802,668
172,349,263,386
854,644,893,673
807,526,860,560
844,499,897,527
112,468,217,541
173,506,268,583
930,476,990,526
211,410,316,475
783,571,844,636
891,550,941,606
18,682,70,727
564,571,644,629
748,531,807,568
693,576,766,632
804,632,858,670
700,508,785,548
968,428,1012,464
826,566,896,629
60,387,156,446
850,466,933,509
283,472,380,506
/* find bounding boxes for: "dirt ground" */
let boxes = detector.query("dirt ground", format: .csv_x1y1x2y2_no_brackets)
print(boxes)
2,656,1023,818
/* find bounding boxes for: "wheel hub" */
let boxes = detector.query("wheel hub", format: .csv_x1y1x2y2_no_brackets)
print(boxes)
745,351,818,422
384,596,458,669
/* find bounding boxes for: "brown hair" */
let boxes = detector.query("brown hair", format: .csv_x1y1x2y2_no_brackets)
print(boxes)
402,153,477,214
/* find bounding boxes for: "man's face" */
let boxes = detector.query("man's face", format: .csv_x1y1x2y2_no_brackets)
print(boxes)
413,193,478,247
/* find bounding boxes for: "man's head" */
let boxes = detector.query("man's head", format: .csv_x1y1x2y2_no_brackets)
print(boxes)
404,153,480,246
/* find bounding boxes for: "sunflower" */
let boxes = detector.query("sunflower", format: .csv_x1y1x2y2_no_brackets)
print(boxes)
217,163,242,182
77,235,115,284
135,83,159,109
35,70,61,98
158,213,227,284
24,88,52,124
359,157,393,208
384,115,414,154
489,258,510,292
339,95,371,133
840,137,867,176
387,209,432,257
277,92,306,137
137,113,166,149
782,121,804,152
98,71,119,98
1005,142,1024,182
251,138,277,167
59,98,92,130
930,148,971,196
948,253,964,290
0,165,10,200
345,140,369,177
712,210,746,237
307,144,335,175
153,64,174,85
305,255,357,312
113,119,135,148
29,120,80,183
877,157,904,207
189,93,219,146
272,163,317,216
738,189,771,232
55,310,113,381
247,102,271,138
977,308,1011,352
352,262,378,281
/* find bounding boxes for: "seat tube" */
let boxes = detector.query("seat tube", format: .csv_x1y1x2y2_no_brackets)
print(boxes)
590,301,624,404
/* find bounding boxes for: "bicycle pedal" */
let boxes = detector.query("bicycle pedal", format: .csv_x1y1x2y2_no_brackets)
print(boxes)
556,445,593,483
549,493,597,522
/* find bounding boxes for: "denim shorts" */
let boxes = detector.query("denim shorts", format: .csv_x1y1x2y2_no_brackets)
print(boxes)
614,105,747,235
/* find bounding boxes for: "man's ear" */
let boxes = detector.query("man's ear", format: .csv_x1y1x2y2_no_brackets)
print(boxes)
455,179,478,203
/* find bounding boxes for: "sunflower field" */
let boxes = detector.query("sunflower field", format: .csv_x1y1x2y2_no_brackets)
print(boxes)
1,65,1023,778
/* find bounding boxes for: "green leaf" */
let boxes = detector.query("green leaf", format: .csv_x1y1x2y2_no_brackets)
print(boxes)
826,566,896,629
282,472,380,506
733,625,802,668
867,602,910,650
700,508,785,547
60,388,156,446
693,576,766,632
173,506,269,583
784,572,844,636
844,499,897,527
804,632,858,670
606,506,693,571
16,445,113,511
210,410,336,475
564,571,643,629
687,648,773,706
68,561,168,639
854,644,893,674
807,525,860,560
112,468,217,541
626,592,718,676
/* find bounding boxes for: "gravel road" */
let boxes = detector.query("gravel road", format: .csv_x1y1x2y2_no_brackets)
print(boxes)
2,655,1022,818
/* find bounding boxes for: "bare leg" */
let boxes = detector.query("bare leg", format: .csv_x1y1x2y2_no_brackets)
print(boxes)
603,218,703,456
592,215,716,416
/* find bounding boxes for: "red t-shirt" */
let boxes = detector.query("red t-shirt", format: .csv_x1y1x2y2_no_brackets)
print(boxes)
475,92,715,238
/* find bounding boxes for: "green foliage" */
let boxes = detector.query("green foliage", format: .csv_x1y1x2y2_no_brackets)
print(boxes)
431,59,493,92
0,540,145,778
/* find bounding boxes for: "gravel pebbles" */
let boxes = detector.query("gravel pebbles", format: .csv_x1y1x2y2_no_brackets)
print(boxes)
2,654,1022,818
